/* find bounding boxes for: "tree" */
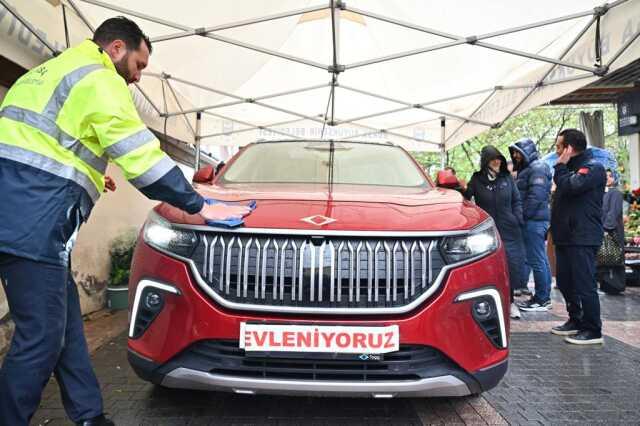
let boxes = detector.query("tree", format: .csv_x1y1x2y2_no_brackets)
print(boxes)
412,105,627,183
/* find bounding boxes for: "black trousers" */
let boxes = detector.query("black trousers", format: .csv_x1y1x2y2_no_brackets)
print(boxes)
555,245,602,333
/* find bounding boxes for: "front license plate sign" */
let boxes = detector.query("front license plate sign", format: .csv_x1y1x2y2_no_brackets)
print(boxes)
239,323,399,354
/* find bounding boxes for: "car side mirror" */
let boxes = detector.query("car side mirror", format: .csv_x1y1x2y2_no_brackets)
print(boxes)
193,164,215,184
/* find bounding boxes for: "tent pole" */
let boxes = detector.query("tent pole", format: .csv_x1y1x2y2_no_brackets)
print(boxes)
344,5,601,73
154,77,329,117
201,118,307,139
165,80,196,136
0,0,59,54
79,0,189,30
61,4,71,49
194,112,202,170
350,122,440,146
606,27,640,68
329,0,341,127
78,0,329,70
446,89,497,144
498,14,598,127
151,4,330,43
440,118,446,169
203,32,329,70
199,110,300,141
66,0,95,32
338,87,494,125
134,84,163,116
340,85,494,127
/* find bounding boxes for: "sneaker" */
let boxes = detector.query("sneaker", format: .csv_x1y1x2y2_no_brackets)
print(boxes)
518,298,551,312
550,319,580,336
564,330,604,345
510,302,521,319
514,288,532,297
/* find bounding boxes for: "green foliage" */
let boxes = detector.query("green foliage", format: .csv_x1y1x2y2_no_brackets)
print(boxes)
108,230,137,287
411,105,628,183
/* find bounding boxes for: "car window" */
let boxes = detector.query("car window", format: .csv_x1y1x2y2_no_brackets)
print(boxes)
220,142,429,188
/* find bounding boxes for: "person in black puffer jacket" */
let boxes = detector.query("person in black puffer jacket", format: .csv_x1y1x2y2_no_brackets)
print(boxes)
509,138,553,311
464,145,527,319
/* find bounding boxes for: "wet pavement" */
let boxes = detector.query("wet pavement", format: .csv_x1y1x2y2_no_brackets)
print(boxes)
31,287,640,425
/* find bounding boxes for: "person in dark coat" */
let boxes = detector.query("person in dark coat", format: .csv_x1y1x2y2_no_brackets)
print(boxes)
598,169,625,294
509,138,553,309
464,145,527,319
550,129,606,345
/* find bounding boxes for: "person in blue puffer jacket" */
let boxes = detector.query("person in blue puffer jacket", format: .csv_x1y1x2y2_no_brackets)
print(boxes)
509,138,553,311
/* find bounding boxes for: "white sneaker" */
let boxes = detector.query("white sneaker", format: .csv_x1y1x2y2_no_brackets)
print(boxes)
510,302,521,319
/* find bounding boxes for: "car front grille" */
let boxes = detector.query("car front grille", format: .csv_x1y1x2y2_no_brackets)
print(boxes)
174,340,455,382
187,232,447,314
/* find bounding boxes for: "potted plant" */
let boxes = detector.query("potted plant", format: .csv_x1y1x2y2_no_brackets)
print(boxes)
106,230,137,310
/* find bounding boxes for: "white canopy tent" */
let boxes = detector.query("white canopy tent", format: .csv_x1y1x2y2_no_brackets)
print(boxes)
1,0,639,161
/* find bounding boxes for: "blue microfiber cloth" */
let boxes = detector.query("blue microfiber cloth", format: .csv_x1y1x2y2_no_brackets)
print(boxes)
203,199,257,228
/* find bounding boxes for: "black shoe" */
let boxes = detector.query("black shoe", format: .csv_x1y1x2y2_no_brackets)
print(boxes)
518,297,551,312
77,414,115,426
550,319,580,336
565,330,604,345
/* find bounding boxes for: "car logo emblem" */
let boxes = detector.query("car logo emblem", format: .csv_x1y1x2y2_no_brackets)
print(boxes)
301,215,336,226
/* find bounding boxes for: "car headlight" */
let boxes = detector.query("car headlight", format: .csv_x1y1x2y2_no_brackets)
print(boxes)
441,220,499,264
143,211,198,258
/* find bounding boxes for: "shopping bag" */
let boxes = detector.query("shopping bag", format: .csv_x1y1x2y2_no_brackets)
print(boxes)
597,232,624,266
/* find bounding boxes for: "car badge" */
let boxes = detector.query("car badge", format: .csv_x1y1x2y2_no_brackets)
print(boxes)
301,214,337,226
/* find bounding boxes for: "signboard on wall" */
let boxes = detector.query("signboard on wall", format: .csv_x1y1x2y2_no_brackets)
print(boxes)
618,91,640,136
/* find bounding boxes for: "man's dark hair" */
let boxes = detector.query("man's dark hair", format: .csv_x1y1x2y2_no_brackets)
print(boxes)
558,128,586,152
93,16,152,54
444,166,456,175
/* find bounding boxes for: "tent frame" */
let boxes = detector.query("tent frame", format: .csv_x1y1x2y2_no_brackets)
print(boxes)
6,0,639,164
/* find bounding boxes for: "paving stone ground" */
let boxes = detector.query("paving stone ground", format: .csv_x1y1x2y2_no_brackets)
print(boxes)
27,287,640,425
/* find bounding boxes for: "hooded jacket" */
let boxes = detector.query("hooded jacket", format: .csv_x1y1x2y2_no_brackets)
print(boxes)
551,148,606,246
508,138,552,222
464,146,523,242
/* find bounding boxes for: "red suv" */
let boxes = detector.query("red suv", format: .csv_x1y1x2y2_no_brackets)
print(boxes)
127,140,510,398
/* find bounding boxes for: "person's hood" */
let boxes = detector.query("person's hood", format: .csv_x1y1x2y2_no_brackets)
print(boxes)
480,145,509,175
508,138,539,171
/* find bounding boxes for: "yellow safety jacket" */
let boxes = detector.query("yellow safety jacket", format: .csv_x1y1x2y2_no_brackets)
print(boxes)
0,39,203,265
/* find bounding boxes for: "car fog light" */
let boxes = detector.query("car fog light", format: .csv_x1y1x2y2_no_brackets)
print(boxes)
473,300,493,320
145,291,162,309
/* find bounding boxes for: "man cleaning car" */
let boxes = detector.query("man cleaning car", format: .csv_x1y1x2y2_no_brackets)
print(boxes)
0,16,251,426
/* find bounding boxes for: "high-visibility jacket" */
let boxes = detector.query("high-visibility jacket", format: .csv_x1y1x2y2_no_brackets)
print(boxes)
0,39,204,266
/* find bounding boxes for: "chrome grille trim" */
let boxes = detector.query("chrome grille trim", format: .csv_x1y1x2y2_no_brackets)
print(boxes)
183,232,457,315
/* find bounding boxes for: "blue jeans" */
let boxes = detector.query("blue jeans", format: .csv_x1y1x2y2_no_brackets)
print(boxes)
522,220,552,302
0,254,103,425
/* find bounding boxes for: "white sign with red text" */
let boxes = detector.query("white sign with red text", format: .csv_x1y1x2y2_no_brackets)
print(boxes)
239,323,399,354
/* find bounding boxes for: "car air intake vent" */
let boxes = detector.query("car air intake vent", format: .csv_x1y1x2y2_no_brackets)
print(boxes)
173,340,456,382
187,233,446,314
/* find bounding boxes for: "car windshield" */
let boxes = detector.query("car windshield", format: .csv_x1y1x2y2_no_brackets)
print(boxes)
220,141,429,188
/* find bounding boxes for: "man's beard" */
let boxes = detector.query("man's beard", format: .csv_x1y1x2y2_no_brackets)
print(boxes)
114,53,133,84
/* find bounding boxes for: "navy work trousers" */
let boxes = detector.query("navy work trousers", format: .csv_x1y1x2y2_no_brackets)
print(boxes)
0,253,103,426
554,245,602,334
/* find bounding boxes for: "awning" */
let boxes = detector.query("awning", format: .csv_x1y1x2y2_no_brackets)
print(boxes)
1,0,639,157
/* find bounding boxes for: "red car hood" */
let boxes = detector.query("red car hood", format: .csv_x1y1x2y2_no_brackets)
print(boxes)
156,183,488,232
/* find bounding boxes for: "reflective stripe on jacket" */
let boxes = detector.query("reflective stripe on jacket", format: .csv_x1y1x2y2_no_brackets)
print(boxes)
0,40,203,265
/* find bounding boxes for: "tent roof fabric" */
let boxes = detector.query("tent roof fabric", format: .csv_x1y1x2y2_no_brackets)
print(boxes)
2,0,640,157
